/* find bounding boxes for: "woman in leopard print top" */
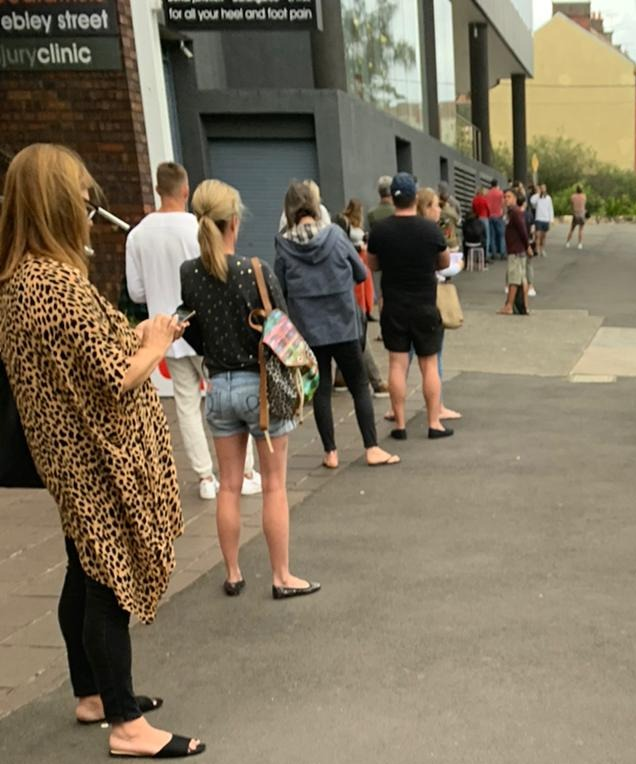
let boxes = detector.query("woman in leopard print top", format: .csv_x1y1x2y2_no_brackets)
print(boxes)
0,145,204,758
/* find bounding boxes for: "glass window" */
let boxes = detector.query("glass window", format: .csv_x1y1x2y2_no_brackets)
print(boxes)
433,0,457,147
341,0,423,130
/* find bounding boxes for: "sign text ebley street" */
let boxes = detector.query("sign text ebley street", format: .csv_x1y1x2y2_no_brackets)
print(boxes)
0,1,121,71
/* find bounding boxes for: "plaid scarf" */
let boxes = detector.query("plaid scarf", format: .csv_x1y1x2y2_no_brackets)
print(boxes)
282,220,326,244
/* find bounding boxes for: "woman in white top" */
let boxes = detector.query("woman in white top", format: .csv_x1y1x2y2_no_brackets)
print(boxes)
529,184,554,257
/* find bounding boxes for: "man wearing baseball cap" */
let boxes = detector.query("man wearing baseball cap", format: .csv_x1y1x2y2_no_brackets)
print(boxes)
367,173,453,441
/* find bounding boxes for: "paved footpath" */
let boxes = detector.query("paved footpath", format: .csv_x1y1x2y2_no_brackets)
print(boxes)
2,223,636,763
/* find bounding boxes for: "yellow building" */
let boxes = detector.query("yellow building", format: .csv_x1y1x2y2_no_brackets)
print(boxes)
490,11,636,170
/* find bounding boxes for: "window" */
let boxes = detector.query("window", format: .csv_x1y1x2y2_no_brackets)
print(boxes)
341,0,423,130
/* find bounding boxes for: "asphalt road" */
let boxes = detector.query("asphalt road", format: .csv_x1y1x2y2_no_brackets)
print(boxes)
2,223,635,764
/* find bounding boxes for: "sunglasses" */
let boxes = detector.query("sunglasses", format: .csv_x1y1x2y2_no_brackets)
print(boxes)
85,200,98,220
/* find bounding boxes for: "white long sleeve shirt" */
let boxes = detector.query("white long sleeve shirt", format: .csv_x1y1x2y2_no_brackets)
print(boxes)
530,194,554,224
125,211,199,359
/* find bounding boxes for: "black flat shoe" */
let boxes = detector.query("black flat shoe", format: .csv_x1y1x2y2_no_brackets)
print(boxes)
428,427,454,440
109,733,206,758
272,581,321,600
390,428,407,440
78,695,163,725
223,578,246,596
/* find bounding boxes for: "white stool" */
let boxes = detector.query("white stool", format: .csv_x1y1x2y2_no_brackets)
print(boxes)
466,244,485,272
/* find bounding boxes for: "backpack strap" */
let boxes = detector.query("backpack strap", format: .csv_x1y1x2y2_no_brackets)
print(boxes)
251,257,273,314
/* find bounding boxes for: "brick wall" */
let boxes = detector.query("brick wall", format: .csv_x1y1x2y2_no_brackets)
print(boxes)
0,0,153,304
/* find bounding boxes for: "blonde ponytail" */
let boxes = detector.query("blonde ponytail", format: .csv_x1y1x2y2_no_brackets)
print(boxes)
192,179,244,283
197,216,228,282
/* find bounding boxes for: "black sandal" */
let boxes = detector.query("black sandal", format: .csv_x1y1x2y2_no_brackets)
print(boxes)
78,695,163,725
109,734,206,759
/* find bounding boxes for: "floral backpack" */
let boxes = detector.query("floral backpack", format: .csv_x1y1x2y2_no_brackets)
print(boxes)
248,258,319,450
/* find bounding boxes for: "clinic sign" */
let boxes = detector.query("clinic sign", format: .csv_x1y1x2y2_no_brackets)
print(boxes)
163,0,322,31
0,0,121,71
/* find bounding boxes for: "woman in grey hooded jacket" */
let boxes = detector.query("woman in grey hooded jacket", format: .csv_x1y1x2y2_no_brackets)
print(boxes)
274,182,399,469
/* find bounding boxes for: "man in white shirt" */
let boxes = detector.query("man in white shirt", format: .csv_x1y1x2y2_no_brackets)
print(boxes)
529,184,554,257
126,162,261,500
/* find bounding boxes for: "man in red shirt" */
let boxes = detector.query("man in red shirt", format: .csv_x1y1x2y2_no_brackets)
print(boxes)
485,179,506,260
498,188,533,315
471,186,490,260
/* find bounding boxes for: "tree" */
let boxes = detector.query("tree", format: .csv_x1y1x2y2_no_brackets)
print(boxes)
341,0,416,109
492,142,513,179
528,136,597,193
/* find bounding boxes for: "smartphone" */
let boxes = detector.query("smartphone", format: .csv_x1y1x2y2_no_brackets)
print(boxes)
174,308,196,324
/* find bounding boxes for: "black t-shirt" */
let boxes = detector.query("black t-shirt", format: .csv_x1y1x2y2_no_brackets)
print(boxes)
367,215,447,307
180,255,286,377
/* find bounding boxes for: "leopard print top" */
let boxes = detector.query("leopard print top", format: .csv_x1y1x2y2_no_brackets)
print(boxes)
0,256,183,623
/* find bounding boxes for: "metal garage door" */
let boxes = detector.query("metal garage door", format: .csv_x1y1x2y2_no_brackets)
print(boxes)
207,139,319,265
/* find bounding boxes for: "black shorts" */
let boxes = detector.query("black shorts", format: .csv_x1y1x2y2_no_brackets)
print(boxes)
381,303,443,357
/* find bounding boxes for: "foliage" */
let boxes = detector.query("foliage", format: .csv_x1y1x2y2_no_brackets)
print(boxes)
341,0,416,108
492,142,513,180
496,135,636,218
527,135,598,193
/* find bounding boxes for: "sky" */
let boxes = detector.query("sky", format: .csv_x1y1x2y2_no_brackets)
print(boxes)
533,0,636,61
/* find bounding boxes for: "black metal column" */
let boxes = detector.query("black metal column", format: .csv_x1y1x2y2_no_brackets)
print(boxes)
421,0,440,139
468,22,491,166
511,73,528,184
311,0,347,90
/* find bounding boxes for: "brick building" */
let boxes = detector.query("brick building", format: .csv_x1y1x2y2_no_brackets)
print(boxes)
0,0,154,304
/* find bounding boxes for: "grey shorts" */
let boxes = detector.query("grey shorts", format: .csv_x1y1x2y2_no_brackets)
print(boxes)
506,254,527,286
206,371,295,440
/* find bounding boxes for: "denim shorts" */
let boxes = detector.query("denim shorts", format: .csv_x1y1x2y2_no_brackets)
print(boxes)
205,371,295,440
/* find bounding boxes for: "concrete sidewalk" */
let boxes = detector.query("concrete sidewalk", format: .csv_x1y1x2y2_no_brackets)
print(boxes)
0,324,415,719
2,222,635,762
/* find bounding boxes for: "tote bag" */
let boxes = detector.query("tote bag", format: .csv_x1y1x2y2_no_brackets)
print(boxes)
436,282,464,330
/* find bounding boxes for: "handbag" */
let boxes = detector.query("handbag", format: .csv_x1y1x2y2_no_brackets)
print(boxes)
0,357,44,488
248,258,319,450
436,282,463,329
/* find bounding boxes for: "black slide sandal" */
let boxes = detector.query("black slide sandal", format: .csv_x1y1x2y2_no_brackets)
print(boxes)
109,734,206,759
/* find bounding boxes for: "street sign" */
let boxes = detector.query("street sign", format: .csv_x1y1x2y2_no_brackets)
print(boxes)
162,0,323,31
0,1,121,71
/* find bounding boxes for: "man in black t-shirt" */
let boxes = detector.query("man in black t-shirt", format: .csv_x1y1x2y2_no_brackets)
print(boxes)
367,173,452,441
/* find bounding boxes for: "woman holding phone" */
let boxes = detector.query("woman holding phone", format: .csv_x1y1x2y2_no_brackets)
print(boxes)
0,144,204,759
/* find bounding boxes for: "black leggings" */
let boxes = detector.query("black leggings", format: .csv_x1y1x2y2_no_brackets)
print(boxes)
312,340,377,453
58,538,141,723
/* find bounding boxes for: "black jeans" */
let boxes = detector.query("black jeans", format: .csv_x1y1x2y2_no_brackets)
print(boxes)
58,537,141,723
312,340,377,453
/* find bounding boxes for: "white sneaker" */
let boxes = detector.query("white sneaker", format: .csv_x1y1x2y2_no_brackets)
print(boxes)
528,287,537,297
241,471,262,496
577,243,583,250
565,241,571,249
199,476,219,500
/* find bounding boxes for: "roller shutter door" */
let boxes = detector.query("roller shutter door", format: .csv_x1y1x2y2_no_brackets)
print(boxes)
208,139,319,265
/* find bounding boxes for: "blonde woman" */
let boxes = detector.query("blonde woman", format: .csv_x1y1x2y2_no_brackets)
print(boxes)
0,145,204,758
416,187,462,421
179,179,320,600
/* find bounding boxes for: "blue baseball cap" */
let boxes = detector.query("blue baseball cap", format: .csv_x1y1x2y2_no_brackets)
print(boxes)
390,172,417,202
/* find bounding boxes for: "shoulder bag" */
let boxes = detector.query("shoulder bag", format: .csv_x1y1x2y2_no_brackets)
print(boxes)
436,282,464,330
248,258,319,450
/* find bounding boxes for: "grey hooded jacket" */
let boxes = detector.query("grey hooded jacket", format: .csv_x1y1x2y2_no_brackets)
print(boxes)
274,224,367,347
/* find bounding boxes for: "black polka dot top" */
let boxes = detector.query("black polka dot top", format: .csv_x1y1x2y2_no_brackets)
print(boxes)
180,255,286,377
